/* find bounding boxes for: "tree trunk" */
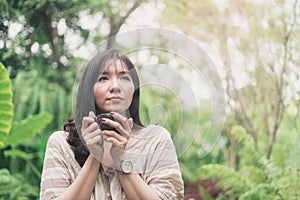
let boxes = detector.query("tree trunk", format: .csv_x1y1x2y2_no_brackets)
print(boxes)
106,0,146,49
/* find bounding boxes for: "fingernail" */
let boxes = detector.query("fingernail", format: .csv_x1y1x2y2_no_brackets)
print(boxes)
101,118,106,122
110,112,114,115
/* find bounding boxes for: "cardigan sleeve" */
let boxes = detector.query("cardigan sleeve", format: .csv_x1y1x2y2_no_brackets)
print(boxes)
39,131,79,200
143,126,184,200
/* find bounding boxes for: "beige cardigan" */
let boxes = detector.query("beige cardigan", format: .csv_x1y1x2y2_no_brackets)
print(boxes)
40,124,184,200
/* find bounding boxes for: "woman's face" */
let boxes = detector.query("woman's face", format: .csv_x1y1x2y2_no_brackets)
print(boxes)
93,59,135,115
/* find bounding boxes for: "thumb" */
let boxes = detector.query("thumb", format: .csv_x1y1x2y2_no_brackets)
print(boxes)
128,118,133,129
89,111,96,118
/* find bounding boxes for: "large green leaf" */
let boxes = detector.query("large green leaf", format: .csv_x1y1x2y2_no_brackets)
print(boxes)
3,112,52,148
4,149,35,161
0,63,14,147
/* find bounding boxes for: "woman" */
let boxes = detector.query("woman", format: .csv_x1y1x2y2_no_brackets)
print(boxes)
40,49,184,200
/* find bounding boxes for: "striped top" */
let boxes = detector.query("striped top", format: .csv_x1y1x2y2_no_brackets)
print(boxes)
40,124,184,199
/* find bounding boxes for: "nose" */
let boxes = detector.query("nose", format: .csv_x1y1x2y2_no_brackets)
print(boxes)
109,78,121,93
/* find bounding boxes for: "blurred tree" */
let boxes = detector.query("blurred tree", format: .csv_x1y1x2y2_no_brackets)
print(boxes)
0,0,147,84
162,0,300,163
0,0,148,125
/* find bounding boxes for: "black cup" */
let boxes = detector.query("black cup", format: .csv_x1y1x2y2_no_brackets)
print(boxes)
94,113,118,132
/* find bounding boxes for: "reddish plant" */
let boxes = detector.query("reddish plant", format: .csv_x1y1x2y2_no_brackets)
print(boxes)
184,178,221,200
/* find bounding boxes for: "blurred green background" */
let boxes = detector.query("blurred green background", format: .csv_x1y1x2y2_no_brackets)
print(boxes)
1,0,300,199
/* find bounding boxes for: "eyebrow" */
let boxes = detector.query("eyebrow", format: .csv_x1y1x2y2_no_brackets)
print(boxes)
101,70,130,75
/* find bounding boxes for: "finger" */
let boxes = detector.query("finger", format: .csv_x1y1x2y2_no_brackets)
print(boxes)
101,118,130,138
102,130,127,143
105,136,127,149
89,111,95,118
86,134,103,146
83,128,101,140
87,111,97,127
82,111,96,130
82,122,99,137
128,118,133,129
110,112,132,131
82,116,93,130
83,129,103,146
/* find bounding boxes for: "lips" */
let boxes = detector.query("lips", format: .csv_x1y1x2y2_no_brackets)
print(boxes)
106,96,124,101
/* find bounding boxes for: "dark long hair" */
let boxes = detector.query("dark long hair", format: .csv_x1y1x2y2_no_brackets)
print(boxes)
65,49,143,166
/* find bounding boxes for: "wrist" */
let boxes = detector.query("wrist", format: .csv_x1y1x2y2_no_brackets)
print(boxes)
87,154,101,169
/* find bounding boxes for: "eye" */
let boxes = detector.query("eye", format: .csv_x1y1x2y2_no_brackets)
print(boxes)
98,76,108,82
121,75,131,81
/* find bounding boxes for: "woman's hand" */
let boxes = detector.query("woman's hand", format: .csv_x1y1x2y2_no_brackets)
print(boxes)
101,112,133,166
81,111,104,161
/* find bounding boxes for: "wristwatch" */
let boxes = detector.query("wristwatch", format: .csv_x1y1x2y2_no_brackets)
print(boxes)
116,160,133,174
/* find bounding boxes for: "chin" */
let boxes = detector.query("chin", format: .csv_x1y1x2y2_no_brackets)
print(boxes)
109,106,128,115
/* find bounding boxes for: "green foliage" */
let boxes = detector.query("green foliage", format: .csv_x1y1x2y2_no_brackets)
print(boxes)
4,149,35,161
0,169,39,199
0,64,53,199
0,63,13,147
12,69,70,130
197,125,300,200
231,125,259,167
0,111,52,199
201,164,251,198
3,113,52,148
140,85,181,135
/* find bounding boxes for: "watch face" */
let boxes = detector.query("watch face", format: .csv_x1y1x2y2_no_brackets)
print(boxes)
121,160,133,173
